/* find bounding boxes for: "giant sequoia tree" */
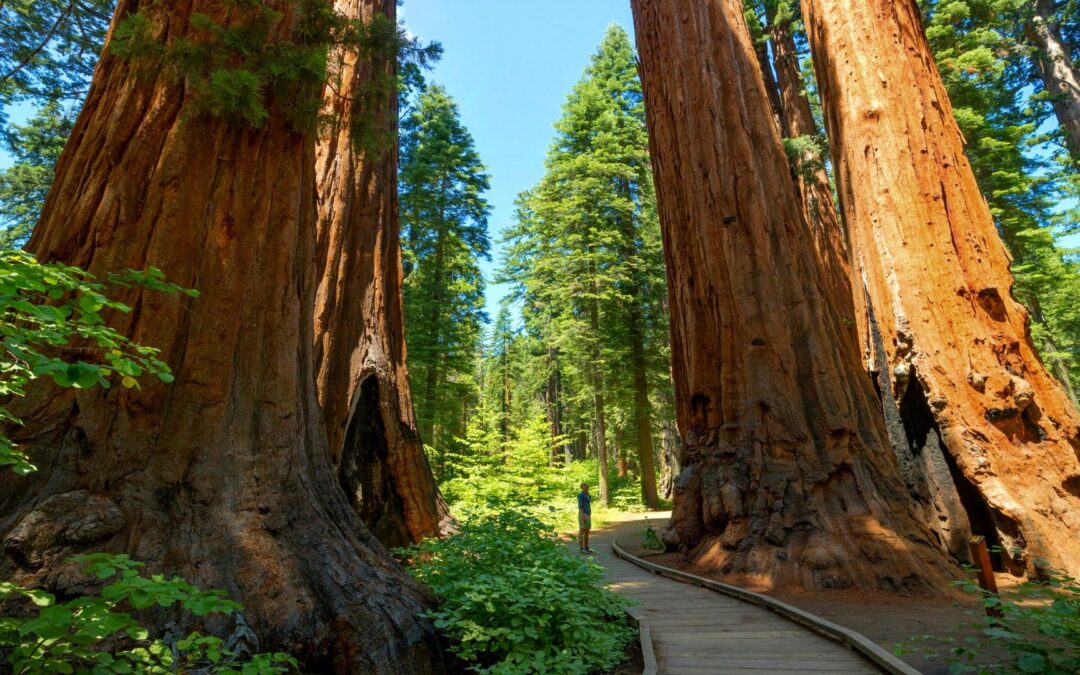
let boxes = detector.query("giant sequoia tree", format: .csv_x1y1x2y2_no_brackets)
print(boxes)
802,0,1080,577
314,0,451,549
631,0,959,592
0,2,445,670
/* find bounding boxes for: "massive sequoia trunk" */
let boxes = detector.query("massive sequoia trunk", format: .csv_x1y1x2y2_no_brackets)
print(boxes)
1027,0,1080,164
0,2,443,670
761,7,970,558
631,0,959,592
313,0,451,550
765,13,861,349
802,0,1080,577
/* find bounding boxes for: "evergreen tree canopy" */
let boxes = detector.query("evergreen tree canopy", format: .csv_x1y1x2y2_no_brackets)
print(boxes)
400,83,492,467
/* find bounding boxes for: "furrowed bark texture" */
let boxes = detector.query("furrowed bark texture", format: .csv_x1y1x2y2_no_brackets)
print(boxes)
1028,0,1080,164
803,0,1080,576
767,11,970,559
314,0,451,549
767,16,862,357
0,2,444,670
631,0,960,592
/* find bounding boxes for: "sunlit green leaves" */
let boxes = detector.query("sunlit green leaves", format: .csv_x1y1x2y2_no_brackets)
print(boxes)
1,554,295,674
0,250,198,475
399,510,635,674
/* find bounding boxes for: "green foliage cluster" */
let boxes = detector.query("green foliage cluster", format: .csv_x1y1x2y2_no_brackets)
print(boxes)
1,553,295,674
901,568,1080,674
0,1,111,113
398,511,635,675
0,0,112,247
109,1,439,143
399,84,491,468
0,251,197,475
639,519,664,553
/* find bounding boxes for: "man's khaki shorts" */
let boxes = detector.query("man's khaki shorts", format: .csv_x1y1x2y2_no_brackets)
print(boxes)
578,512,591,530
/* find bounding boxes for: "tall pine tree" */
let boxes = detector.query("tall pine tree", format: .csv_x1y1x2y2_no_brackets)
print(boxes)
501,26,669,507
399,84,491,473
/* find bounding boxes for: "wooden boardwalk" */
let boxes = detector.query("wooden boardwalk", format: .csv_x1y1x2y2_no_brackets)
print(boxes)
583,516,888,674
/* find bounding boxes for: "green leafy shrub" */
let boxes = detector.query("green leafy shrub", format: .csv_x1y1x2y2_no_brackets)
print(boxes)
0,250,197,475
0,553,295,674
640,519,664,552
900,567,1080,674
399,511,635,674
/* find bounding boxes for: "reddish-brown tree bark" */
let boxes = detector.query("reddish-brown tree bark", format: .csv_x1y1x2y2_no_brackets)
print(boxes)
759,7,972,559
0,2,444,670
803,0,1080,577
631,0,960,592
313,0,451,549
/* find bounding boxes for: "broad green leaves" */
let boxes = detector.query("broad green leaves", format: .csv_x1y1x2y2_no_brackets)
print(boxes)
399,511,635,674
899,564,1080,673
0,250,197,475
0,554,296,674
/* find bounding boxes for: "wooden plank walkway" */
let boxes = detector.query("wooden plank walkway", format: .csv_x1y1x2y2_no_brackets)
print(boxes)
581,516,886,674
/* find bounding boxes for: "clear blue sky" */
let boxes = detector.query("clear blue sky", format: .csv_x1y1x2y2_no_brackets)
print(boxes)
400,0,637,320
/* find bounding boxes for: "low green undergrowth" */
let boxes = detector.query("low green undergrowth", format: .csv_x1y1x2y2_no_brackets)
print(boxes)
398,510,635,674
899,566,1080,674
439,449,664,536
639,518,664,552
0,554,295,674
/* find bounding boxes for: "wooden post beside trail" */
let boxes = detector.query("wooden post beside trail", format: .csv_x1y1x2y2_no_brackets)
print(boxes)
970,535,1004,619
969,536,998,594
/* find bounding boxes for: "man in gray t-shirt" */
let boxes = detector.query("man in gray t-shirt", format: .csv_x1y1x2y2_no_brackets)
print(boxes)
577,483,594,554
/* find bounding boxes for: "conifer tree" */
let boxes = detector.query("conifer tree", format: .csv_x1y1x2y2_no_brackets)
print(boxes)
0,0,112,246
501,26,669,507
400,84,491,469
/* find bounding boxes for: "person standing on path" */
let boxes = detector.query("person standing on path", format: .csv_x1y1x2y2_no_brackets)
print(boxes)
578,482,594,554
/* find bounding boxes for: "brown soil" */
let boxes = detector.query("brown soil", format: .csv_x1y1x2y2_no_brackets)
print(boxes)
608,513,1004,674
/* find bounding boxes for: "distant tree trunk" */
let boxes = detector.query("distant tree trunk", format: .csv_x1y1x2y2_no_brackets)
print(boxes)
499,345,512,461
628,293,660,506
803,0,1080,577
631,0,960,592
747,8,786,131
658,418,681,500
615,435,629,478
543,347,565,466
589,290,611,505
314,0,450,549
1027,0,1080,163
620,175,661,507
420,214,446,448
0,2,444,671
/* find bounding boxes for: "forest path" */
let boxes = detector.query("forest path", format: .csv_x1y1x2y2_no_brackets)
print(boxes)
583,513,888,674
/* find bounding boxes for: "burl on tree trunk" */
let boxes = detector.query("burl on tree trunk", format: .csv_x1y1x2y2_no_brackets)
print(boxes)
0,2,444,671
314,0,452,549
803,0,1080,577
631,0,960,593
